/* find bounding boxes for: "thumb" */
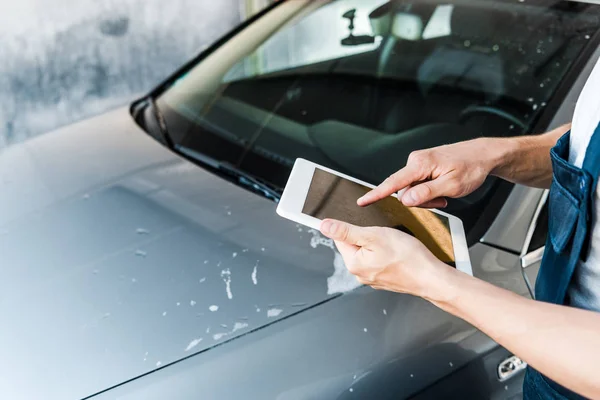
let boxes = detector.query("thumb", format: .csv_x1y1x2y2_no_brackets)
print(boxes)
320,219,370,246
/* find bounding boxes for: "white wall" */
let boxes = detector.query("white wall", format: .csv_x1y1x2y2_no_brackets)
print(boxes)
0,0,242,148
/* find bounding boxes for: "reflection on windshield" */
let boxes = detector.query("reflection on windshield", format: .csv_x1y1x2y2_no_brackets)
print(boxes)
154,0,599,234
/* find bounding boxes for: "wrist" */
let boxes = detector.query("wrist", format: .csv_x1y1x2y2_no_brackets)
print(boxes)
484,137,520,178
419,260,463,306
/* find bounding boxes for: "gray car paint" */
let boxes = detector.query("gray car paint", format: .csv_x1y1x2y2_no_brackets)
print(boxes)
93,244,528,400
0,109,352,399
4,11,598,400
0,107,528,400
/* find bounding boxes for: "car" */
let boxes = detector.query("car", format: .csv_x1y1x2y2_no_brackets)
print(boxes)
1,0,599,399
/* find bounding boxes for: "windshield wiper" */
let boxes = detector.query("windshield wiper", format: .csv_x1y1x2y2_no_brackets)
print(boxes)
177,145,282,202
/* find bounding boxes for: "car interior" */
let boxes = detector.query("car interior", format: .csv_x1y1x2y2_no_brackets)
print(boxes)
159,0,597,239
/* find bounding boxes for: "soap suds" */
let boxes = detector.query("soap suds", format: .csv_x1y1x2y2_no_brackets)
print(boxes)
190,300,196,306
221,269,233,299
327,251,361,295
209,305,219,312
185,338,203,352
162,311,167,317
136,228,149,235
176,302,181,306
255,305,261,312
309,230,361,295
135,250,147,257
199,277,206,283
383,309,387,315
309,229,335,250
267,308,283,318
449,362,453,367
232,322,248,332
212,322,249,341
251,261,258,285
156,361,162,367
232,252,237,258
363,328,368,333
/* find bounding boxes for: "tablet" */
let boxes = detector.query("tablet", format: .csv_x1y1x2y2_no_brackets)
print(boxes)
277,159,473,275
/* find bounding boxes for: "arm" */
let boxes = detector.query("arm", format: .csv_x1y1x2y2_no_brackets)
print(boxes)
490,123,570,188
428,266,600,399
320,220,600,399
358,124,571,208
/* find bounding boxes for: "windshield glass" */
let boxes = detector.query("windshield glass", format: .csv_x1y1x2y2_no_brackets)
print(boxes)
155,0,599,234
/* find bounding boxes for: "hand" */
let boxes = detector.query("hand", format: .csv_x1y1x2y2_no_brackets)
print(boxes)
358,138,497,208
320,219,452,299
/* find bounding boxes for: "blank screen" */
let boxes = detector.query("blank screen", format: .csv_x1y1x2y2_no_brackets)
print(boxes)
302,168,455,264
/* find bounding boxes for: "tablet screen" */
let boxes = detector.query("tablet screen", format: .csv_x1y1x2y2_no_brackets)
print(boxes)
302,168,455,265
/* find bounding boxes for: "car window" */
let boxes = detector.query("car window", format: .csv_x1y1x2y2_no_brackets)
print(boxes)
155,0,600,237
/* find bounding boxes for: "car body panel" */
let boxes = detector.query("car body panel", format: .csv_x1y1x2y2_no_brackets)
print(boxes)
0,107,529,400
0,108,354,400
92,243,528,400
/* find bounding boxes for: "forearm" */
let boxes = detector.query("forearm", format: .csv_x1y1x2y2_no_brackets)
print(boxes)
425,267,600,399
485,123,570,188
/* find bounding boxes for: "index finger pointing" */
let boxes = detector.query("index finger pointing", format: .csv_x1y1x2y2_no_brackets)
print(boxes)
357,165,421,207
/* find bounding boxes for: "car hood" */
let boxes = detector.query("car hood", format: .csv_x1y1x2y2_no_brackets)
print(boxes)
0,108,357,400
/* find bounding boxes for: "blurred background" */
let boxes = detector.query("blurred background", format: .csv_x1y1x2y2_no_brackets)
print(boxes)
0,0,272,148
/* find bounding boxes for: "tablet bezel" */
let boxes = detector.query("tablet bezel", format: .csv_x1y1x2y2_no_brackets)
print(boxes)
277,158,473,276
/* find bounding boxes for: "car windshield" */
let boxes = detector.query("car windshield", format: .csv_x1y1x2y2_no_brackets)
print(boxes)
153,0,599,237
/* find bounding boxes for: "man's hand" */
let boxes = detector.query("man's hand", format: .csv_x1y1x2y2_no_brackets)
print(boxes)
359,125,571,208
320,219,452,299
358,139,498,208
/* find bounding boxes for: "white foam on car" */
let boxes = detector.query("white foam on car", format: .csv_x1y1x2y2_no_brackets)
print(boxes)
308,229,360,295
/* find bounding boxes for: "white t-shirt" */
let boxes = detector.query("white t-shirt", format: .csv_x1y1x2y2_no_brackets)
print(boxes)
567,58,600,311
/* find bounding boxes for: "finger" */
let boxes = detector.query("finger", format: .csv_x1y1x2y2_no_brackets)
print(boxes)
401,176,453,207
333,240,358,261
357,164,422,207
418,197,448,209
320,219,371,247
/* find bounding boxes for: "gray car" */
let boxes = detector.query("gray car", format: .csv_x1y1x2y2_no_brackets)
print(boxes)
2,1,600,399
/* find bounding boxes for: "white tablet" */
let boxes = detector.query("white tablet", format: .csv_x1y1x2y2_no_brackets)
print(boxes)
277,159,473,275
